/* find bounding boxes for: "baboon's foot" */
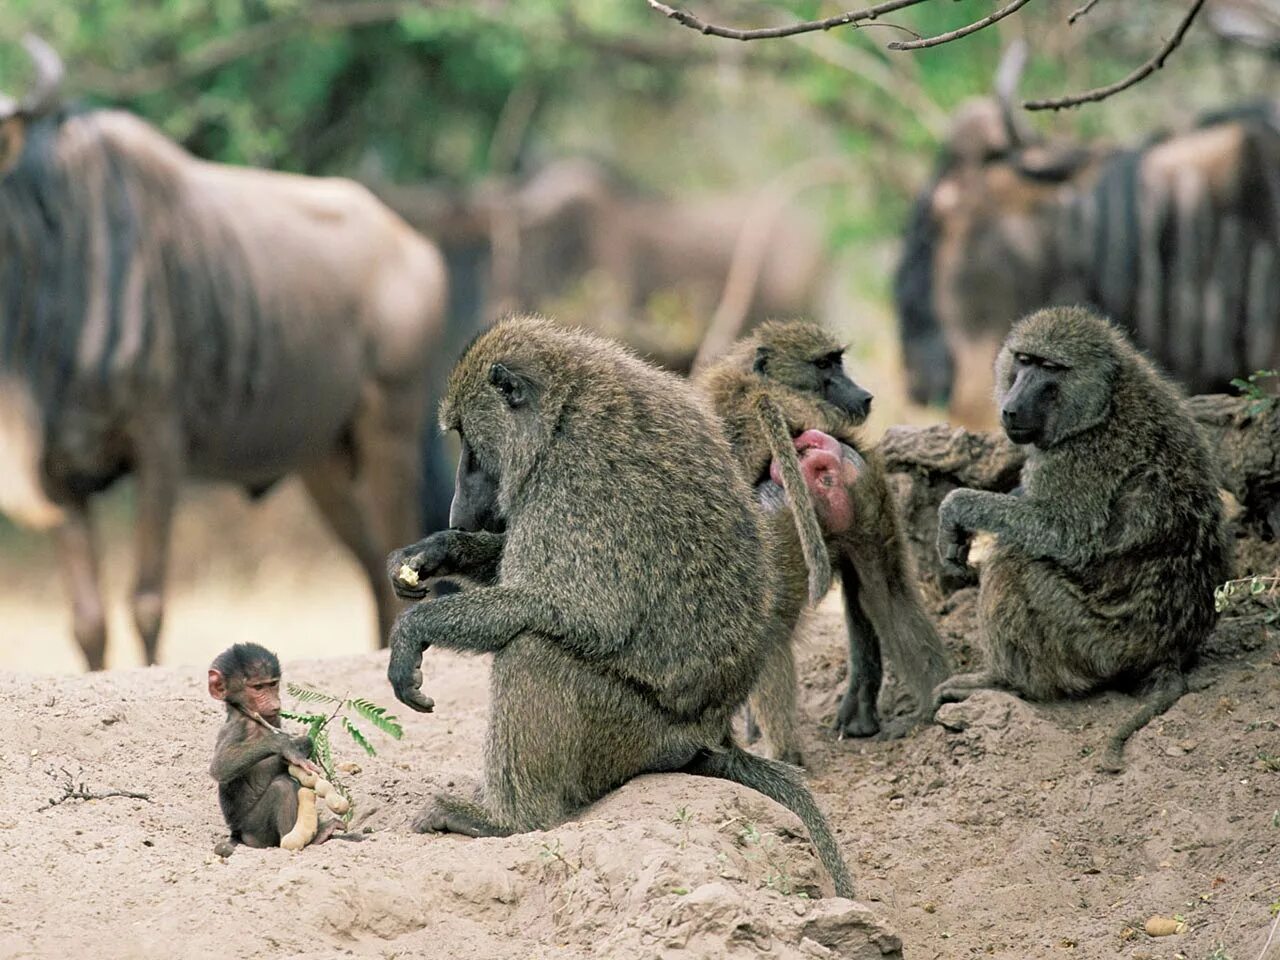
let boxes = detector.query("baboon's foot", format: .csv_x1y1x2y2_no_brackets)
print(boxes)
873,715,921,742
412,793,507,838
313,820,342,845
833,692,880,739
931,672,997,710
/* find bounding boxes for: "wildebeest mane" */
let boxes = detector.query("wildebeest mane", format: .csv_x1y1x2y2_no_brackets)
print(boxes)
896,104,1280,404
0,109,269,431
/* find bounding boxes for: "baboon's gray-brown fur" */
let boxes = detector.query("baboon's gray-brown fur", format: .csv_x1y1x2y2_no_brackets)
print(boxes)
935,306,1231,770
700,320,951,756
385,316,854,897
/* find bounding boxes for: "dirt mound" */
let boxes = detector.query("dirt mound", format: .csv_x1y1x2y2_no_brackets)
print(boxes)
0,650,900,960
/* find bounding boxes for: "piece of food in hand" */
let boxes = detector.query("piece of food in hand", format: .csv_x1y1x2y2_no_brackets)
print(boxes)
279,787,318,851
397,564,420,587
289,764,351,816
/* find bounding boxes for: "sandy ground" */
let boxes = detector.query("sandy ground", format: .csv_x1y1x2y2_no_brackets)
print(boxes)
2,550,1278,958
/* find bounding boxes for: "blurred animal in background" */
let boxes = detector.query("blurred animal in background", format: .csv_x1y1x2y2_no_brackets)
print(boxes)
377,157,830,372
0,37,448,670
896,44,1280,427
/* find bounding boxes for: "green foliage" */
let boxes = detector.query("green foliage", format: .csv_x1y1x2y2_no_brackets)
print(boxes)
280,682,404,819
1230,370,1280,417
1214,575,1280,621
0,0,1253,261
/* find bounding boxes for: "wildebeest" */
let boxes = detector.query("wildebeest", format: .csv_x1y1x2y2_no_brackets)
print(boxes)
377,157,830,373
0,37,447,669
896,92,1280,427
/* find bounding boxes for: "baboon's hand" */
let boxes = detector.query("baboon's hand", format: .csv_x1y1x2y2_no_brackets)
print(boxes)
387,534,452,600
936,490,975,576
387,614,436,713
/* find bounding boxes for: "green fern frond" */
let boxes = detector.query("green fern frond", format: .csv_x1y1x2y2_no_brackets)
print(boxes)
349,699,404,739
342,717,378,757
286,683,342,705
315,728,335,780
280,709,327,726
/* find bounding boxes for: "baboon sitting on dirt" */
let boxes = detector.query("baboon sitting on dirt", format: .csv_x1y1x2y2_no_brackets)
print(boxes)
699,320,951,756
386,316,854,897
935,306,1231,770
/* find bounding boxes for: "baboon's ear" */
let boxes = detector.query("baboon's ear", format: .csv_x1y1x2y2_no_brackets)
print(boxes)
208,669,227,701
489,362,533,409
753,347,771,374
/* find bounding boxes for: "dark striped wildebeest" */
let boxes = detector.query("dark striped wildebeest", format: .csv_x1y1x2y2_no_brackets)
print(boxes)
0,37,448,669
895,91,1280,428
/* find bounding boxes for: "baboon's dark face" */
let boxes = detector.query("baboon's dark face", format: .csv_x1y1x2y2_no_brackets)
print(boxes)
445,360,539,533
755,345,873,426
450,438,505,533
999,350,1067,446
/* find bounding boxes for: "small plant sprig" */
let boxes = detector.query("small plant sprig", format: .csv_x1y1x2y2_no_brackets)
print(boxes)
1214,575,1280,622
280,684,404,819
1230,369,1280,416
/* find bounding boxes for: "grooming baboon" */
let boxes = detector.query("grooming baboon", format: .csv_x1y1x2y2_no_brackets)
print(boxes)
208,643,338,852
935,306,1231,770
385,316,854,897
699,320,951,754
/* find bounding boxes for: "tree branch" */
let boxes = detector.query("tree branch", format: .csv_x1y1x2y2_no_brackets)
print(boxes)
1023,0,1206,110
38,768,151,812
886,0,1035,50
643,0,932,42
1067,0,1102,25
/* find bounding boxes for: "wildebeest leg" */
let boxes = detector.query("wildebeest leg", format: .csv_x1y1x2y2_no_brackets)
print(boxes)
300,449,398,646
132,439,179,666
54,501,107,671
354,379,427,558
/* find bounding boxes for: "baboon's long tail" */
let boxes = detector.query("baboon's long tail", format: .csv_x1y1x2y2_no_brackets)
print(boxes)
754,393,832,604
685,743,854,898
1099,670,1188,773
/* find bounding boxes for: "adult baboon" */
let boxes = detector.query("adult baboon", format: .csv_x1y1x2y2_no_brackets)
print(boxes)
699,321,951,754
935,306,1231,770
385,317,854,897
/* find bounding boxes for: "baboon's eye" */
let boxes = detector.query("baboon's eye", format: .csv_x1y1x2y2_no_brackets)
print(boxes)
1040,359,1068,372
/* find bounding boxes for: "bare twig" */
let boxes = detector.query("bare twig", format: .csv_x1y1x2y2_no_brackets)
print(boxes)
38,768,151,812
1068,0,1102,25
644,0,932,41
886,0,1035,50
1257,905,1280,960
1024,0,1207,110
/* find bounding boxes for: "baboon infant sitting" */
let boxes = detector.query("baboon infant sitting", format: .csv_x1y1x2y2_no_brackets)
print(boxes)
699,320,950,759
935,306,1230,770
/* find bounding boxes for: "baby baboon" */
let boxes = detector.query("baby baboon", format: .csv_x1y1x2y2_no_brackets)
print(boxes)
386,316,854,897
208,643,338,851
935,306,1231,770
699,320,951,753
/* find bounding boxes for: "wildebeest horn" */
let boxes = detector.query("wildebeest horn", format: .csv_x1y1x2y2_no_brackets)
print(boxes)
18,34,64,118
993,39,1031,148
